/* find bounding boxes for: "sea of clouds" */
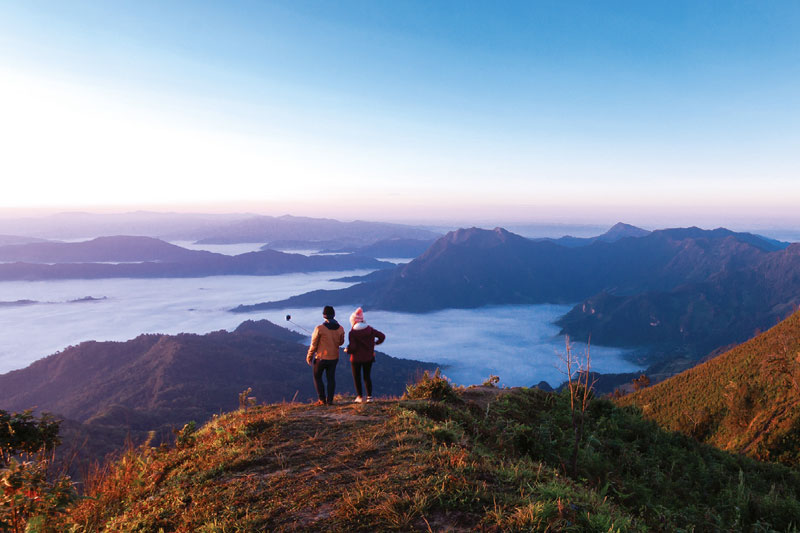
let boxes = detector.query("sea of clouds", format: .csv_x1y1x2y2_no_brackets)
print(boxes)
0,242,642,386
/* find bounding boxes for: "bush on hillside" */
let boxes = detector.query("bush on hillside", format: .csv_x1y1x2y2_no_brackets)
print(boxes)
403,369,461,403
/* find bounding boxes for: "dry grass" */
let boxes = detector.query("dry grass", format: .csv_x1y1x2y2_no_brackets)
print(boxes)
68,384,800,531
69,390,637,532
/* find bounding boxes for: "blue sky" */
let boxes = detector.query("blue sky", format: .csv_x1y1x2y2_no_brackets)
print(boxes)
1,1,798,227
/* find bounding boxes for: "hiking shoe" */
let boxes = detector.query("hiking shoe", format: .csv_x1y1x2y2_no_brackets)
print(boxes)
354,396,364,403
314,399,326,406
366,396,373,403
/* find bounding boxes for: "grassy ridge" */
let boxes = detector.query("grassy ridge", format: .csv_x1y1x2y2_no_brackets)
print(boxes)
69,380,800,531
617,309,800,465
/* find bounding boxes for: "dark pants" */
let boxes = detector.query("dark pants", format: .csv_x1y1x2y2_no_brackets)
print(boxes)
351,361,373,398
313,358,338,404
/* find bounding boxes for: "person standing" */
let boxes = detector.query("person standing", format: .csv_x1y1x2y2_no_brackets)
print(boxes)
346,307,385,403
307,305,345,405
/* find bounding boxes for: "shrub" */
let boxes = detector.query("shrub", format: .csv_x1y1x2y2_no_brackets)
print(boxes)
403,369,461,403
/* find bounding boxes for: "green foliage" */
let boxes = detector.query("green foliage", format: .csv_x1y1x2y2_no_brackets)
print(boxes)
0,410,75,533
0,410,60,466
238,387,257,411
173,421,197,448
405,388,800,531
481,375,500,387
403,369,461,403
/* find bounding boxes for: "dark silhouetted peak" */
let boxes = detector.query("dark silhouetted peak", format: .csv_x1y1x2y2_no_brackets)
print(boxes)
0,235,210,263
601,222,650,241
443,227,524,247
233,319,305,342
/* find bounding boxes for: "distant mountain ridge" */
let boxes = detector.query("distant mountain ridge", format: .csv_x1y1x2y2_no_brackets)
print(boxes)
0,211,441,247
557,241,800,365
617,309,800,466
318,237,436,258
541,222,651,247
0,211,251,240
0,236,392,280
235,224,799,368
195,214,440,245
0,235,208,263
0,234,50,246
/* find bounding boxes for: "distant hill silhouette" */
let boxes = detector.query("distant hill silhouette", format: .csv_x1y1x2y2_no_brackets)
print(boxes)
0,235,210,263
236,225,799,366
617,309,800,466
319,238,436,258
0,236,392,280
542,221,651,247
260,239,350,251
195,214,440,245
0,212,442,247
0,234,50,246
0,211,251,240
0,319,435,464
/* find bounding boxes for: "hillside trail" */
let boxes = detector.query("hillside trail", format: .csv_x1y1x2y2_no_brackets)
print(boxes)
269,386,512,530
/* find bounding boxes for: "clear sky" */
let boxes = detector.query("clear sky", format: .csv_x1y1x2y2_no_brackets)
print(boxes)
1,1,798,228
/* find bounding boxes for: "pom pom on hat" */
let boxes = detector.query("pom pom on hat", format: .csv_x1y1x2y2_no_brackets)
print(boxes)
350,307,365,326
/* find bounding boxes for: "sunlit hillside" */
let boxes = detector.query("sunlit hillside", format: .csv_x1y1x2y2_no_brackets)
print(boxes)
65,378,800,532
618,309,800,466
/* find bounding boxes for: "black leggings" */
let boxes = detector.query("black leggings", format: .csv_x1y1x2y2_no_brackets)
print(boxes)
351,361,373,398
313,359,337,404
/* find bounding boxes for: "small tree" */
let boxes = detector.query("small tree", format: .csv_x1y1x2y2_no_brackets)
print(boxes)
557,336,597,477
632,374,651,391
238,387,257,411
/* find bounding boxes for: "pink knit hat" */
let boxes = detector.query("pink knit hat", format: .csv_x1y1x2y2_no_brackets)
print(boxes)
350,307,365,326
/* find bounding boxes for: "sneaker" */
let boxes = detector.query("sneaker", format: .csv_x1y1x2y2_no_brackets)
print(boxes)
366,396,373,403
314,399,326,406
354,396,363,403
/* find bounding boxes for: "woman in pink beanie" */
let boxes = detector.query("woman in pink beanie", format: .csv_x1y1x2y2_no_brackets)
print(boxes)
346,307,385,403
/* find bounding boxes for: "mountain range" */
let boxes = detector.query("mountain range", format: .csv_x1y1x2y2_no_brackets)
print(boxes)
0,211,441,247
236,224,798,368
0,236,391,280
193,214,440,245
539,221,652,247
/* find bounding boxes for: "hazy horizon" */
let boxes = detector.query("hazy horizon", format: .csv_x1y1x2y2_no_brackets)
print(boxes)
0,208,797,244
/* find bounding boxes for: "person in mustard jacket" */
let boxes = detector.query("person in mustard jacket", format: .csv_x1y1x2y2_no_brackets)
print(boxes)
307,305,345,405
